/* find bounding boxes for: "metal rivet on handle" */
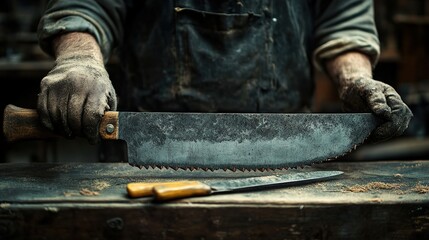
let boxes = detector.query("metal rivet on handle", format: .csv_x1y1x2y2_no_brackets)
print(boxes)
106,124,115,134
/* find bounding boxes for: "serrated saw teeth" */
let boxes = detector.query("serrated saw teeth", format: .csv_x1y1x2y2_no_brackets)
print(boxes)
132,163,319,172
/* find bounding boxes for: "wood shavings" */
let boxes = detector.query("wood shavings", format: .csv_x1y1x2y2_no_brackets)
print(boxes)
411,183,429,194
79,188,99,196
343,182,403,193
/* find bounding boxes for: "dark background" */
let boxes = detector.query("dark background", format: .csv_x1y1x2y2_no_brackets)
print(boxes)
1,0,428,163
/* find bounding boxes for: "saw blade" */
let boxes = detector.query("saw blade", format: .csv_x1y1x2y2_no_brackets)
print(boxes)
106,112,379,171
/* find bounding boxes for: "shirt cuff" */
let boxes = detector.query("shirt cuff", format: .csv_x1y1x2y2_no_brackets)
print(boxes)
313,36,380,72
37,10,112,63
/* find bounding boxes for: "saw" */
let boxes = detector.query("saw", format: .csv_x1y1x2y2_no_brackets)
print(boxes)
3,104,379,171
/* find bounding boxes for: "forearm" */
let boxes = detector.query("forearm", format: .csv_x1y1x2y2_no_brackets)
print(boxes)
53,32,104,65
324,51,373,90
38,0,126,61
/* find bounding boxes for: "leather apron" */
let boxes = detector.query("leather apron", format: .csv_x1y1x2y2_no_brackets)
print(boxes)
121,0,314,113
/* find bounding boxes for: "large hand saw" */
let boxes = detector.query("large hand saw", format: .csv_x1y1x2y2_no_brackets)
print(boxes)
3,104,379,171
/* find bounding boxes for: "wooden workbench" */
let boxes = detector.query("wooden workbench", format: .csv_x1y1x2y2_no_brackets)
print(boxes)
0,161,428,240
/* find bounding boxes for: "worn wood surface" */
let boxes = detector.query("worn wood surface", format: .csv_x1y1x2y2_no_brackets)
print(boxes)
0,161,428,240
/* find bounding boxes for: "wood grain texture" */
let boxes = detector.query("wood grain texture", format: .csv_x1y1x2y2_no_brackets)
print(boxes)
2,104,57,141
0,161,428,239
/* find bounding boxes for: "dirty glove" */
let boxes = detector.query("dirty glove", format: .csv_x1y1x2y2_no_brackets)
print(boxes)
338,76,413,143
38,54,117,144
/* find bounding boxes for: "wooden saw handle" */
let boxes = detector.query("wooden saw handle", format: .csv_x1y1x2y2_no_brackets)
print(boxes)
3,104,119,141
3,104,57,141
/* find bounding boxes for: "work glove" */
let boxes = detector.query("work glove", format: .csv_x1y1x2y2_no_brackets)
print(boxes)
338,76,413,143
37,55,117,144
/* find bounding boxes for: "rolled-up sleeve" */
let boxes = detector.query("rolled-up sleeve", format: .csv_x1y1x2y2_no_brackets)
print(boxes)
37,0,126,62
313,0,380,71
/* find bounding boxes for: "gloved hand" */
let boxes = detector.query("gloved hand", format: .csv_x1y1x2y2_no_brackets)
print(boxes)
338,76,413,143
37,54,117,144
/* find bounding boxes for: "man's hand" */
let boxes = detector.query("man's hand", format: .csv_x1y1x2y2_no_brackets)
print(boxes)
325,51,413,143
337,76,413,143
38,32,117,144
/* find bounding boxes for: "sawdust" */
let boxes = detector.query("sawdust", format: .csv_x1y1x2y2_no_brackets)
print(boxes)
0,203,11,208
395,190,406,195
411,183,429,194
396,163,422,170
369,198,382,203
343,182,403,193
63,191,80,197
63,181,110,197
92,180,111,191
47,164,74,173
79,188,99,196
314,183,327,191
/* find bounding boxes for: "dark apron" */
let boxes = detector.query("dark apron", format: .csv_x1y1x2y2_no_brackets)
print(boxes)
121,0,315,113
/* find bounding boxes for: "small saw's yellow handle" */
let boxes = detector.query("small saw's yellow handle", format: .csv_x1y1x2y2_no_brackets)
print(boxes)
127,181,185,198
126,181,212,201
153,181,212,201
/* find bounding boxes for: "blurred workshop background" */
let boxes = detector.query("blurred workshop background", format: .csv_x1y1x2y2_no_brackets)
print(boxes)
1,0,428,163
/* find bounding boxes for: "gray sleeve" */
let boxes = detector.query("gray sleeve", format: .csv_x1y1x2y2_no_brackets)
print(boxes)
37,0,127,62
313,0,380,71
